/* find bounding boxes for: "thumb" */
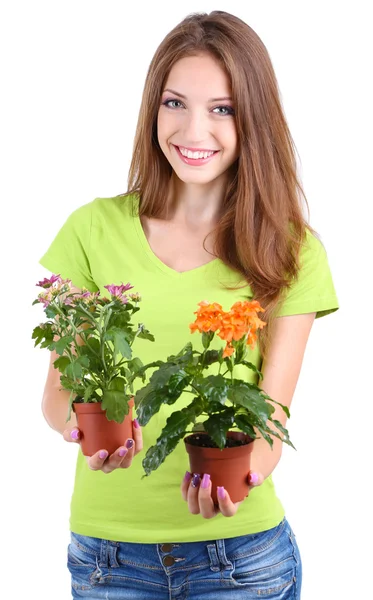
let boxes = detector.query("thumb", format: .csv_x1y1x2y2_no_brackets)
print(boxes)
247,470,264,488
62,427,81,443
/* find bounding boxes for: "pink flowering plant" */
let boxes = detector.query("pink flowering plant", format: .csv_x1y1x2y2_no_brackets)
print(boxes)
32,274,154,423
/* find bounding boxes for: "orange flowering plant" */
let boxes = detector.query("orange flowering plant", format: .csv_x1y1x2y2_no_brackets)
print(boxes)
135,300,294,476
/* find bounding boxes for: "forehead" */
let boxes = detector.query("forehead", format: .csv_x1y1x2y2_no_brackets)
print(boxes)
163,53,232,98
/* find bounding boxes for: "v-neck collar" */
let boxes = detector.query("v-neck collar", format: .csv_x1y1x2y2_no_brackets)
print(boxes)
131,196,220,279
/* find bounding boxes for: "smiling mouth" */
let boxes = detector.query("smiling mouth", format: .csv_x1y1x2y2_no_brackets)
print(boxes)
173,145,220,165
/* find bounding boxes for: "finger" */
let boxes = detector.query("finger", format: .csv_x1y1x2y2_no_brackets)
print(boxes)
198,474,219,519
119,438,136,469
187,473,202,514
132,419,143,455
100,445,131,474
180,471,192,500
86,449,110,471
247,471,264,492
63,427,81,444
216,487,239,517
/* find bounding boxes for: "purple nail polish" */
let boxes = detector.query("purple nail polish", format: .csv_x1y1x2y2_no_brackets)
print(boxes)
70,429,79,440
99,450,108,460
217,486,226,500
249,472,259,485
119,447,127,457
126,439,134,449
184,471,192,483
191,473,201,488
201,473,211,489
133,419,140,429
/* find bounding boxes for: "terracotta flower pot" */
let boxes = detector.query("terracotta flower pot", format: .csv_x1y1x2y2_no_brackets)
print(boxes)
73,398,134,457
184,431,254,505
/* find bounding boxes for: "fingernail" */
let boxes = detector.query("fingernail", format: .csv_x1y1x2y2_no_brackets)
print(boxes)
119,447,128,457
183,471,192,483
126,439,134,449
133,418,140,429
191,473,201,488
217,486,226,500
201,473,211,489
99,450,108,460
70,429,79,440
249,472,259,485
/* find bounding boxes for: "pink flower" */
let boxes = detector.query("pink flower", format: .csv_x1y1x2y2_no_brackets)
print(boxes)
36,274,62,288
104,283,134,304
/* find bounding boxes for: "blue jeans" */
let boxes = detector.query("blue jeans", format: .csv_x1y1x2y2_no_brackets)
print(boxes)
68,517,302,599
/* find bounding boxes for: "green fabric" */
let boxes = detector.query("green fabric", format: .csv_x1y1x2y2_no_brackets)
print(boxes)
39,195,339,543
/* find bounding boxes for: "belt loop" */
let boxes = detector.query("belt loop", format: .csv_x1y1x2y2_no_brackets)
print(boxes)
109,542,120,568
207,543,220,572
99,539,109,568
215,539,233,570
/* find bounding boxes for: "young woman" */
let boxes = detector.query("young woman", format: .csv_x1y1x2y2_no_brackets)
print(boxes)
39,11,338,599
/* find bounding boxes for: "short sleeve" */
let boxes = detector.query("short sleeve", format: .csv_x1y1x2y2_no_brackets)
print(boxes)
276,230,339,319
38,201,99,292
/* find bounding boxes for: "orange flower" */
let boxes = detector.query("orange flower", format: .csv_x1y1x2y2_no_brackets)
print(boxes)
217,300,266,351
222,343,235,358
217,312,247,343
189,301,224,334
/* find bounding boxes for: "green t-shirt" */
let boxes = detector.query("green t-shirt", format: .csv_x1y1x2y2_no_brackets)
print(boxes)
39,194,339,543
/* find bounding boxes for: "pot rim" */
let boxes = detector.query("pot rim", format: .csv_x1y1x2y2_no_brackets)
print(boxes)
184,430,254,454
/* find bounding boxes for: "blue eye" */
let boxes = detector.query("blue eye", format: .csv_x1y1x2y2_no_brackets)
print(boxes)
162,99,184,109
212,106,235,116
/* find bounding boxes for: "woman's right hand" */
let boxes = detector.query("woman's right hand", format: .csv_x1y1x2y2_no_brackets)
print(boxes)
62,419,143,474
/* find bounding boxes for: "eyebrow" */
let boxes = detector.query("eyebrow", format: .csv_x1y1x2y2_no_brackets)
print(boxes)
163,88,233,102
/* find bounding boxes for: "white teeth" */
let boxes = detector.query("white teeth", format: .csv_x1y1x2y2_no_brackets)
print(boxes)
178,146,215,159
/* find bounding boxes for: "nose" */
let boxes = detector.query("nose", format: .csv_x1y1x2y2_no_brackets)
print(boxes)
182,110,208,144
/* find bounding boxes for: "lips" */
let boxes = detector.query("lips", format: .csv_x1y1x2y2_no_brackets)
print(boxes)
173,145,219,166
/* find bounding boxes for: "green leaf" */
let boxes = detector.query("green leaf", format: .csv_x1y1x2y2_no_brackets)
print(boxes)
194,374,229,405
228,382,274,422
101,377,130,422
44,305,59,319
267,399,290,418
256,424,274,448
104,327,132,359
65,355,90,380
149,364,182,389
79,339,103,373
160,409,194,439
142,435,182,477
135,384,165,426
66,391,75,422
83,383,98,403
137,325,155,342
166,371,192,402
241,360,263,379
203,408,235,449
202,349,221,366
53,355,71,373
166,342,195,366
233,341,246,364
201,330,214,349
234,413,258,440
54,335,74,356
270,419,295,449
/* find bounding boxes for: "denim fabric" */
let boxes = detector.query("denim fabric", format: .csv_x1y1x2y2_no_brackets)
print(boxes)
67,517,301,599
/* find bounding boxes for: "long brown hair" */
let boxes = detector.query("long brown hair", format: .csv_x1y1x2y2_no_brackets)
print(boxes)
124,11,315,357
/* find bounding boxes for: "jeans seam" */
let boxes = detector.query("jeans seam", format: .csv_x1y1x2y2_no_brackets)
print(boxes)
287,528,300,599
228,517,286,559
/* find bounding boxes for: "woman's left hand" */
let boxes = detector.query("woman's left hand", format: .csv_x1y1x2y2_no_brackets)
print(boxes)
181,471,264,518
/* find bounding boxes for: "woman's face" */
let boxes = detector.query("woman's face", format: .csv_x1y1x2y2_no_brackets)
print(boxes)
157,53,238,188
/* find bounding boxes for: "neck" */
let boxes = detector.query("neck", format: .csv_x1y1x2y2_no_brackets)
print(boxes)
166,174,227,227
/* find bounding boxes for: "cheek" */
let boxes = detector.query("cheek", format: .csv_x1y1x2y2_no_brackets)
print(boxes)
157,111,178,142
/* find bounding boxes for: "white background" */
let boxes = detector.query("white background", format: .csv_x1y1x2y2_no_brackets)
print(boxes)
1,1,371,598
